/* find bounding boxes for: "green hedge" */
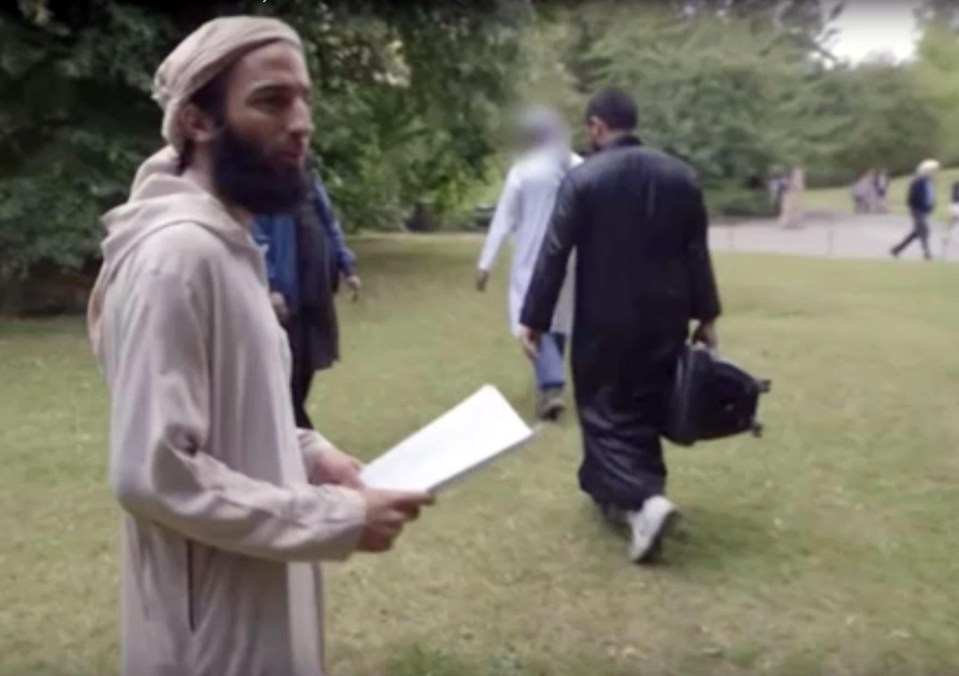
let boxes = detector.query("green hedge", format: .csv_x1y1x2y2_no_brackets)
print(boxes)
705,187,778,219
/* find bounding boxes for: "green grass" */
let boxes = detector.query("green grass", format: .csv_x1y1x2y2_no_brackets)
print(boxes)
805,167,959,222
2,236,959,675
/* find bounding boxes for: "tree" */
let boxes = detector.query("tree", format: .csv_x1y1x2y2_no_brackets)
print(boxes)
565,3,841,186
813,61,941,184
0,2,177,287
913,19,959,164
916,0,959,29
0,0,528,300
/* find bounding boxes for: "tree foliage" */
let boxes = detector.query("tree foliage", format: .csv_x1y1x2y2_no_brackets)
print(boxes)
0,0,528,287
913,19,959,165
519,0,945,198
2,0,957,301
916,0,959,28
811,60,941,185
556,3,843,188
0,2,177,283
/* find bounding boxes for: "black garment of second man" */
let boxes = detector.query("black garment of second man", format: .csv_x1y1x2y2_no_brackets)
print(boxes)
521,135,722,510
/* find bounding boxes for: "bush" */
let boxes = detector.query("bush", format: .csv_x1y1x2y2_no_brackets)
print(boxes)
704,186,778,219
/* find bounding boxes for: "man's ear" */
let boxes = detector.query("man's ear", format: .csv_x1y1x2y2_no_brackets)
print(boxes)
179,104,220,145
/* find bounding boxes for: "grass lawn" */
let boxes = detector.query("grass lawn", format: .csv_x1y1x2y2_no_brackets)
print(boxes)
1,236,958,675
805,167,959,222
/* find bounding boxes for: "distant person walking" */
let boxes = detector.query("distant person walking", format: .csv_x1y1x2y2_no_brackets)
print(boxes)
891,159,939,261
768,171,787,212
874,168,889,213
943,179,959,260
779,166,804,228
850,170,873,214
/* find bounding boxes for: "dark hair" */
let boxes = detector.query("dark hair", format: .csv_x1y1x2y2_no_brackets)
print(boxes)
585,87,638,132
177,70,230,174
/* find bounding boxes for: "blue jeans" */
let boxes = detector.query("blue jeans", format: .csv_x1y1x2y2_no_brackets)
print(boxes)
534,332,567,390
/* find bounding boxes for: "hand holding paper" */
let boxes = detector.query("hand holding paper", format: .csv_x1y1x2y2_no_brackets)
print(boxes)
356,488,434,552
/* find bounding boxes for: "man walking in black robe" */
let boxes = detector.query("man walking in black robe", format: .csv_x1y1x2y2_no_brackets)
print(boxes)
519,88,722,564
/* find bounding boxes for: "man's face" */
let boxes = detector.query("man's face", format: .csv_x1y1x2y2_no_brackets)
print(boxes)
586,116,608,153
210,42,314,214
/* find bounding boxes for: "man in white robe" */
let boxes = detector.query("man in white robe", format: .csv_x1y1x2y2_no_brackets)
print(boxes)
86,16,432,675
476,107,581,421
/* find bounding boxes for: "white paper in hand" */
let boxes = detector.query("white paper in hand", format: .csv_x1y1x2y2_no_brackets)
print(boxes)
359,385,535,492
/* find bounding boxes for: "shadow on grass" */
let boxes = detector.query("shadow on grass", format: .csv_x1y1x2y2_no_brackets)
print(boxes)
668,505,785,568
582,499,786,575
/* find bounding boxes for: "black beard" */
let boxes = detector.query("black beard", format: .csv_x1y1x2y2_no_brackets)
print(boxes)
210,126,308,214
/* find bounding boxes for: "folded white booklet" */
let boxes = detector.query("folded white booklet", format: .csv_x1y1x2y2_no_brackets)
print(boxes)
358,385,536,492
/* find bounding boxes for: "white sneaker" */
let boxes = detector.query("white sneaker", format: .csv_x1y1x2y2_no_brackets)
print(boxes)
628,496,679,563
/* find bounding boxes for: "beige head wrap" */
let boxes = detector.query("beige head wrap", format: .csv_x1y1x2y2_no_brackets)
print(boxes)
153,15,303,151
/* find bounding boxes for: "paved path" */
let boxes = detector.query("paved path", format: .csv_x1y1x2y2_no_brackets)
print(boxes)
709,213,959,263
360,212,959,263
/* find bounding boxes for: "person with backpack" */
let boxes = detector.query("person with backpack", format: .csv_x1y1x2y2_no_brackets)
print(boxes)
475,106,582,421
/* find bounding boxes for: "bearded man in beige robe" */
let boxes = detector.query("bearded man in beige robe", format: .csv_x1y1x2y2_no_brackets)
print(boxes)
87,16,432,676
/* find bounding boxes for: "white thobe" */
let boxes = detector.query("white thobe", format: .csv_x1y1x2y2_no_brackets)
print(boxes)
478,147,582,336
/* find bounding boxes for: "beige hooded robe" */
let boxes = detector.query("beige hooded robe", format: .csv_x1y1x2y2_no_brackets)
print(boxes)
88,149,367,676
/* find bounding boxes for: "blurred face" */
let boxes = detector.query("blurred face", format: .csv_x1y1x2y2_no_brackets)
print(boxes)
515,127,542,154
191,42,314,213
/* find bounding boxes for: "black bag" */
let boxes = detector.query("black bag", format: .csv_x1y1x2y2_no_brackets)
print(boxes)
664,344,770,447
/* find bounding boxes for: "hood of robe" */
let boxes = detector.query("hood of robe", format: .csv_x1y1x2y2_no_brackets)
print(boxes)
86,146,264,357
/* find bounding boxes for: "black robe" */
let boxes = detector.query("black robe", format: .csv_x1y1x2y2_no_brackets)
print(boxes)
520,135,721,509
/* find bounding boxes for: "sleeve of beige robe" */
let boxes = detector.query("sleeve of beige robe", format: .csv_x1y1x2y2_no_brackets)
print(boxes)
298,428,331,472
297,428,360,483
108,270,367,563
